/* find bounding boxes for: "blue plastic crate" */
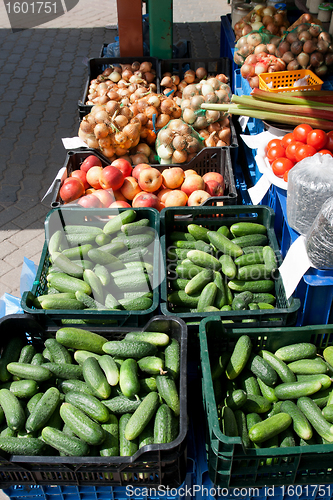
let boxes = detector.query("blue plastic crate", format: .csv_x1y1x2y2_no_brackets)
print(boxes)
220,15,237,92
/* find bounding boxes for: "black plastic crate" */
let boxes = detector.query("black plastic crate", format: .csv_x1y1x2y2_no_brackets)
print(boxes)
0,314,187,488
78,57,160,121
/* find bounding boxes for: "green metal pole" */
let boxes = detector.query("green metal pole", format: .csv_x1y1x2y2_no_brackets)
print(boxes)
147,0,173,59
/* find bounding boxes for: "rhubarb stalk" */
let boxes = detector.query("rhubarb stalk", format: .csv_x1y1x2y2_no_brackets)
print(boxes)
251,88,333,108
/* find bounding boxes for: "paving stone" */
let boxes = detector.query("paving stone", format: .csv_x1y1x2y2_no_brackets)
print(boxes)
0,222,20,243
0,266,23,290
9,226,44,247
0,260,14,278
0,185,19,204
11,204,49,229
0,240,18,259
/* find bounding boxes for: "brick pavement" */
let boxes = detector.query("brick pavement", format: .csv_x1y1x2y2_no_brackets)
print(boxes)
0,0,230,299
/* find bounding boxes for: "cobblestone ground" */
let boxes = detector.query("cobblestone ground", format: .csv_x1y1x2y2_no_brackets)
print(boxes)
0,0,229,298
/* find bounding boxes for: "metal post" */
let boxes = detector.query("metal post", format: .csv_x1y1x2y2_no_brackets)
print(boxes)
147,0,173,59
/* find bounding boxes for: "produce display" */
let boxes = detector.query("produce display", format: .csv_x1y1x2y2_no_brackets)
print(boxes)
212,334,333,449
166,221,279,314
34,209,157,313
59,153,227,210
0,326,181,457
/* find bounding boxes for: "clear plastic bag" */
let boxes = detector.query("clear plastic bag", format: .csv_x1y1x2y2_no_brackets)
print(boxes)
306,196,333,269
287,153,333,236
155,119,204,164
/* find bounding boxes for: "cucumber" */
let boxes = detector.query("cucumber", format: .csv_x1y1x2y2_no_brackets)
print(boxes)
287,358,328,375
174,240,212,253
83,269,104,304
100,413,119,456
219,254,237,279
53,254,84,279
26,393,43,418
280,400,313,440
113,272,151,292
297,397,333,443
121,219,150,235
58,379,97,397
225,389,247,410
324,346,333,366
230,222,267,238
274,380,322,399
42,426,90,456
322,404,333,423
118,247,149,263
48,229,64,256
246,413,262,446
310,387,331,408
98,241,126,255
238,369,261,396
83,357,111,400
243,246,267,254
93,265,111,286
155,374,180,416
6,363,52,383
42,363,83,380
95,233,111,246
297,374,332,390
213,271,227,309
31,353,45,366
103,210,136,235
40,297,85,310
139,422,154,447
187,249,221,271
114,232,155,249
74,351,101,366
257,378,278,403
234,410,251,448
44,339,72,365
104,293,121,310
140,377,157,393
102,396,141,414
247,353,277,387
170,231,196,242
187,224,210,243
217,226,232,238
207,231,243,259
251,293,276,305
221,406,238,437
0,389,26,431
175,261,205,280
248,413,292,444
65,233,98,246
228,280,274,293
119,413,139,456
88,249,125,271
232,291,253,311
234,251,264,267
238,264,271,281
274,343,317,362
103,340,157,359
56,327,107,354
184,269,213,296
64,225,103,236
124,331,169,348
231,234,268,248
48,273,92,296
242,394,272,414
259,350,296,384
120,359,140,398
75,291,106,310
249,303,259,310
61,244,93,260
169,278,189,291
98,355,119,386
167,291,200,309
118,296,153,311
225,335,252,380
18,345,36,364
0,437,47,455
263,246,277,274
3,380,38,399
64,391,110,424
154,404,173,444
26,387,60,433
124,391,159,440
164,339,180,380
60,402,105,446
0,336,26,383
137,356,164,376
197,282,217,312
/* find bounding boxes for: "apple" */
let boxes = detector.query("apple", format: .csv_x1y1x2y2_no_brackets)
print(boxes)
120,176,142,201
111,158,133,178
205,180,225,197
132,163,151,180
113,190,127,202
164,190,188,207
86,166,103,190
132,192,160,210
92,189,115,207
162,167,185,189
157,188,172,205
99,165,124,191
184,169,198,178
110,201,131,208
77,194,103,208
85,187,96,195
80,155,102,173
203,172,225,191
71,169,90,190
60,178,85,203
138,167,163,193
181,174,205,197
188,190,211,206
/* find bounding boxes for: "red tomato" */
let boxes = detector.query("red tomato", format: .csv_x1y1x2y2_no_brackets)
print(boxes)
267,138,282,151
285,141,303,162
293,124,313,143
325,131,333,152
294,143,317,162
283,170,289,182
307,129,327,151
318,149,333,157
266,145,286,162
281,133,295,149
271,157,294,178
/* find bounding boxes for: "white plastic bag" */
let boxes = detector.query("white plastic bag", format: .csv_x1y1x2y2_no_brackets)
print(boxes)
306,196,333,269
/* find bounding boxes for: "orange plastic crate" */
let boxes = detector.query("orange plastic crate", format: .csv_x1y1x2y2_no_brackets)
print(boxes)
258,69,323,93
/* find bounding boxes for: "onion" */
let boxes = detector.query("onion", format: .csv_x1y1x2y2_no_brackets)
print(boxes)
114,115,128,128
205,131,217,148
94,110,109,124
187,137,201,153
144,72,155,84
158,128,174,145
274,13,286,26
157,144,173,159
161,76,173,87
201,84,214,96
218,127,231,143
145,105,158,120
282,51,296,64
139,61,152,73
248,75,259,88
318,31,332,44
287,60,300,71
315,64,328,76
172,75,180,86
172,107,182,119
262,6,275,16
184,70,196,84
276,40,290,57
135,112,148,126
193,116,208,129
242,24,253,36
85,136,99,149
325,52,333,66
246,54,258,66
262,15,273,26
317,40,329,54
160,98,176,115
303,39,317,54
196,67,208,79
172,135,186,151
156,113,170,128
290,40,303,55
109,71,121,83
254,43,268,55
98,136,112,149
296,23,309,33
206,78,221,91
178,123,192,135
183,108,196,124
251,22,264,31
310,51,324,68
172,150,187,163
120,107,133,120
216,73,229,83
191,95,205,110
298,30,312,42
204,92,218,104
123,123,140,140
130,153,149,165
131,61,140,72
135,143,151,157
181,98,191,110
182,84,200,99
254,62,268,75
215,89,230,103
107,90,120,101
205,110,220,123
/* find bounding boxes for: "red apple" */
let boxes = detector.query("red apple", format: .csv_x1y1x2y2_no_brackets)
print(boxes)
188,190,211,206
181,174,205,197
205,180,225,197
138,167,163,193
60,178,85,203
203,172,225,191
184,169,198,178
132,192,160,209
86,166,103,189
157,188,172,205
71,170,90,190
120,176,142,201
113,190,127,202
132,163,151,180
92,189,115,207
164,190,188,207
85,187,96,195
77,194,103,208
162,167,185,189
111,158,133,178
80,155,102,173
99,165,124,191
110,201,131,208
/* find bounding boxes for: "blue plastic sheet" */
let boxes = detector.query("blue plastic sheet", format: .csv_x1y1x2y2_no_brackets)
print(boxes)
0,257,37,318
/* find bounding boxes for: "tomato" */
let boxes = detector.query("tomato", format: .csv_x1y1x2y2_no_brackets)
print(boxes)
285,141,303,162
318,149,333,157
271,157,294,177
293,124,313,143
266,138,282,151
266,145,286,162
281,133,295,149
283,170,289,182
306,129,327,151
325,131,333,152
294,143,317,162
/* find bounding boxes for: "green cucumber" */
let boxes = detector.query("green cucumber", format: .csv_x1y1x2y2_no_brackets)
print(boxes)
248,353,278,387
174,240,212,253
73,351,101,366
64,391,110,423
48,230,64,256
207,231,243,258
257,378,278,403
197,282,217,312
100,413,119,456
6,363,52,383
274,380,322,399
113,272,151,292
167,291,200,309
225,389,247,410
259,350,296,384
238,369,261,396
219,254,237,279
0,389,26,431
103,210,136,235
251,293,276,305
2,380,38,399
230,222,267,237
18,345,36,364
155,374,180,416
105,293,121,310
42,363,83,380
119,359,140,398
232,291,253,311
238,264,271,281
231,234,268,248
26,387,60,433
169,278,189,291
40,297,85,310
170,231,195,242
0,437,47,455
324,346,333,367
140,377,157,393
249,303,259,310
154,404,173,443
44,339,72,365
83,269,104,304
274,343,317,362
297,397,333,443
225,335,252,380
217,226,232,238
234,410,251,448
58,379,98,397
98,355,119,386
287,358,328,375
213,271,228,309
184,269,213,296
124,391,159,440
243,246,267,254
88,249,125,271
53,254,84,278
187,249,221,271
119,413,138,456
246,413,262,447
118,247,149,263
83,357,111,400
228,279,274,293
175,262,205,280
75,291,106,310
280,400,313,440
118,296,153,311
47,273,92,295
187,224,210,243
61,244,93,260
0,336,26,383
42,426,89,456
103,340,157,359
221,406,238,437
322,404,333,423
65,233,98,246
94,265,111,286
56,327,107,354
121,219,149,235
164,338,180,380
242,394,272,414
248,413,292,444
102,396,141,414
124,331,169,347
234,251,264,267
310,387,331,408
64,225,102,236
95,233,111,246
98,241,126,255
263,246,277,273
114,232,155,249
139,422,154,447
137,356,164,376
297,374,332,390
60,402,105,445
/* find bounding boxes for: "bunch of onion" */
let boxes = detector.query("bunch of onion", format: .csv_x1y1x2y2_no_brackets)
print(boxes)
129,142,157,165
199,117,232,147
160,67,229,98
234,5,289,41
129,93,182,134
240,52,286,88
234,29,282,67
156,119,203,164
274,24,333,77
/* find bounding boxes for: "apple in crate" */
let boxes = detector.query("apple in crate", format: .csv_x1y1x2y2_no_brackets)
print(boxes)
99,165,124,191
205,180,225,197
132,192,160,210
203,172,225,192
80,155,102,173
70,170,90,190
164,190,188,207
110,201,131,208
111,158,133,178
113,189,128,202
120,177,142,201
86,166,103,189
184,169,197,178
138,167,163,193
77,194,103,208
181,174,205,196
92,189,115,208
162,167,185,189
132,163,151,180
188,190,211,206
60,177,85,203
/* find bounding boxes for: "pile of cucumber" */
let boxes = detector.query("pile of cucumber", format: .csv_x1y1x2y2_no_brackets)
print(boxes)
213,335,333,453
167,221,278,314
36,210,156,312
0,326,181,458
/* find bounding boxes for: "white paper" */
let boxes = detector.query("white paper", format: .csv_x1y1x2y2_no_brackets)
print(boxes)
62,137,88,149
255,149,287,191
248,175,272,205
41,167,66,201
279,236,312,300
240,130,283,150
238,116,249,132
